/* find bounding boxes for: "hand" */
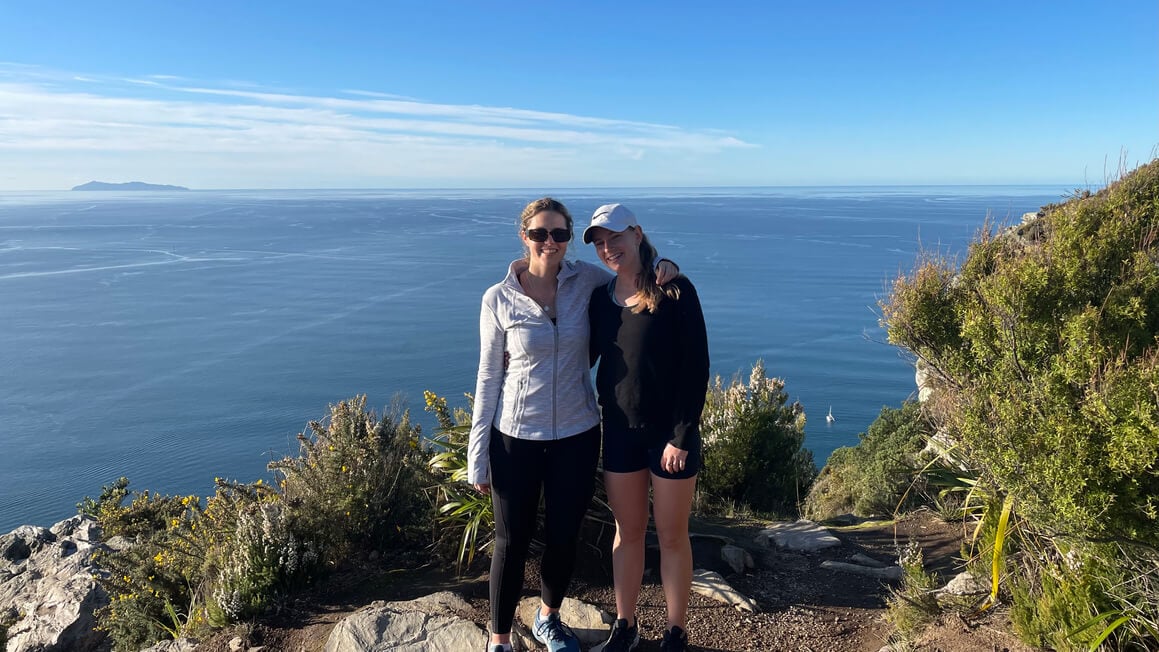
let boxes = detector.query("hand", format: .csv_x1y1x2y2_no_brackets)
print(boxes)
660,443,688,475
473,483,490,494
655,259,678,284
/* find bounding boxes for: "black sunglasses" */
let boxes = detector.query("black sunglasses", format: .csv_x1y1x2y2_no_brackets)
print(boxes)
525,227,571,243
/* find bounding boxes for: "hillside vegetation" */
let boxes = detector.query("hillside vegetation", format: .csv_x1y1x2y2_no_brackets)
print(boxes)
881,160,1159,649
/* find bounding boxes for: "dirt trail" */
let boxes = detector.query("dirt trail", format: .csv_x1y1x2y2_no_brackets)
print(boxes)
193,511,1036,651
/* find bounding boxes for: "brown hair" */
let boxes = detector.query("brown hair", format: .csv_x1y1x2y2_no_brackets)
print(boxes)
632,229,681,313
518,197,573,259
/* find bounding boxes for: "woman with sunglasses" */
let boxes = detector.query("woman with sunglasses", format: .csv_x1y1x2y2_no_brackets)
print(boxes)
584,204,709,652
468,198,678,652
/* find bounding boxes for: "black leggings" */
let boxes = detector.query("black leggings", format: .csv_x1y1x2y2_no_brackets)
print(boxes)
488,425,600,635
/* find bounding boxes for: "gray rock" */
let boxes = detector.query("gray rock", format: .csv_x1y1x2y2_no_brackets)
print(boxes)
690,569,759,612
517,596,612,648
323,591,487,652
914,359,938,403
754,520,841,552
104,536,134,553
50,516,101,543
0,526,53,563
849,553,888,568
826,513,860,527
720,544,754,574
820,560,903,580
0,516,110,652
939,571,988,596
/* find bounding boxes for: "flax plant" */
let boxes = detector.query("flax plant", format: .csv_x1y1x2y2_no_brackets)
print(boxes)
424,391,494,572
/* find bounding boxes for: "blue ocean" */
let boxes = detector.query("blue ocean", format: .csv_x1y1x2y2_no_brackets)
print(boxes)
0,187,1069,532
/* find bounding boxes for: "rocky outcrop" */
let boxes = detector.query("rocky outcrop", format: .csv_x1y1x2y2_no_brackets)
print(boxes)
0,516,110,652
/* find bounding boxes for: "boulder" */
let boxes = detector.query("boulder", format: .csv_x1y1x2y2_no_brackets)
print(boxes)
0,516,110,652
720,544,754,574
323,591,487,652
938,571,988,596
516,596,612,648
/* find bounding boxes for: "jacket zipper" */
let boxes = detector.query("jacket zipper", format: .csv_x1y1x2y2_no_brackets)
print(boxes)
552,315,558,439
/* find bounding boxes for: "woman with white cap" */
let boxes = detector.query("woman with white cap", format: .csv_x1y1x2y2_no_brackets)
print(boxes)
468,198,678,652
584,203,709,652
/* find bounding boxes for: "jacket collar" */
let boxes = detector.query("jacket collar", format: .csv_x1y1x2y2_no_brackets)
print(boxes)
502,259,579,290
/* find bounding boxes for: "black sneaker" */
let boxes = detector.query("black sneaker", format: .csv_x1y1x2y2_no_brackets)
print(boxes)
599,617,639,651
659,625,688,652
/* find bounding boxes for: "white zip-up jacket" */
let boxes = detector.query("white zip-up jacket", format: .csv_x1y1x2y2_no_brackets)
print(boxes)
468,259,610,484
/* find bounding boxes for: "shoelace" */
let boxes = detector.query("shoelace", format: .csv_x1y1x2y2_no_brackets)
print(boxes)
537,614,577,642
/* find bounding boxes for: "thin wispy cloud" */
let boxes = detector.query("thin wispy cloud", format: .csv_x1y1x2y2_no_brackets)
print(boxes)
0,64,755,188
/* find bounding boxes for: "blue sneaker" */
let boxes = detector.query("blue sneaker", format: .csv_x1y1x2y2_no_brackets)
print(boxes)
533,608,580,652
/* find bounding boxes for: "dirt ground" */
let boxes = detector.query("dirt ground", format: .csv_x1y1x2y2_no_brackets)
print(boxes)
192,511,1038,652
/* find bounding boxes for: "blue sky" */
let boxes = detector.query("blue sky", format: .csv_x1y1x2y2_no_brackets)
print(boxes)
1,1,1155,190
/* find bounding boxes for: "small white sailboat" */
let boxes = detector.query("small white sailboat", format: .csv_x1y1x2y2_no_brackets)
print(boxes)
826,406,835,424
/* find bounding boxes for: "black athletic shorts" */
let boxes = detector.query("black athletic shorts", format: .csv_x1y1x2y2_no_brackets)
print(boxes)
602,425,701,479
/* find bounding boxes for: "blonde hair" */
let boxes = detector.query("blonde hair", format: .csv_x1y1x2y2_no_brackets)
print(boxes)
632,229,681,313
518,197,573,259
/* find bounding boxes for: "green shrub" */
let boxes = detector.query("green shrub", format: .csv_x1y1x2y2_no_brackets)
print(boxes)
87,395,437,651
78,476,186,540
1008,545,1119,650
885,541,941,641
803,402,931,520
269,395,434,561
89,486,208,651
699,360,816,515
881,159,1159,649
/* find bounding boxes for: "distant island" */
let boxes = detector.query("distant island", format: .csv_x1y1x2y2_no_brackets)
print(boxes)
72,181,190,191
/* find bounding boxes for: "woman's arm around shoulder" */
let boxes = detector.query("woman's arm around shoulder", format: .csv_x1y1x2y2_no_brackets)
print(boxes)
670,275,710,450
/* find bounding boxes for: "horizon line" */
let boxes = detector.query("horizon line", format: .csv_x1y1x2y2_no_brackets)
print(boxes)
2,181,1091,193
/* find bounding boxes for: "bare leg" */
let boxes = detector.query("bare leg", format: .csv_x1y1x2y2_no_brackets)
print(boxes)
651,473,697,630
604,469,651,623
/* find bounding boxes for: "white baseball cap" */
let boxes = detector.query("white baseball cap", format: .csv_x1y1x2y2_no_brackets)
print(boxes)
583,203,638,244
